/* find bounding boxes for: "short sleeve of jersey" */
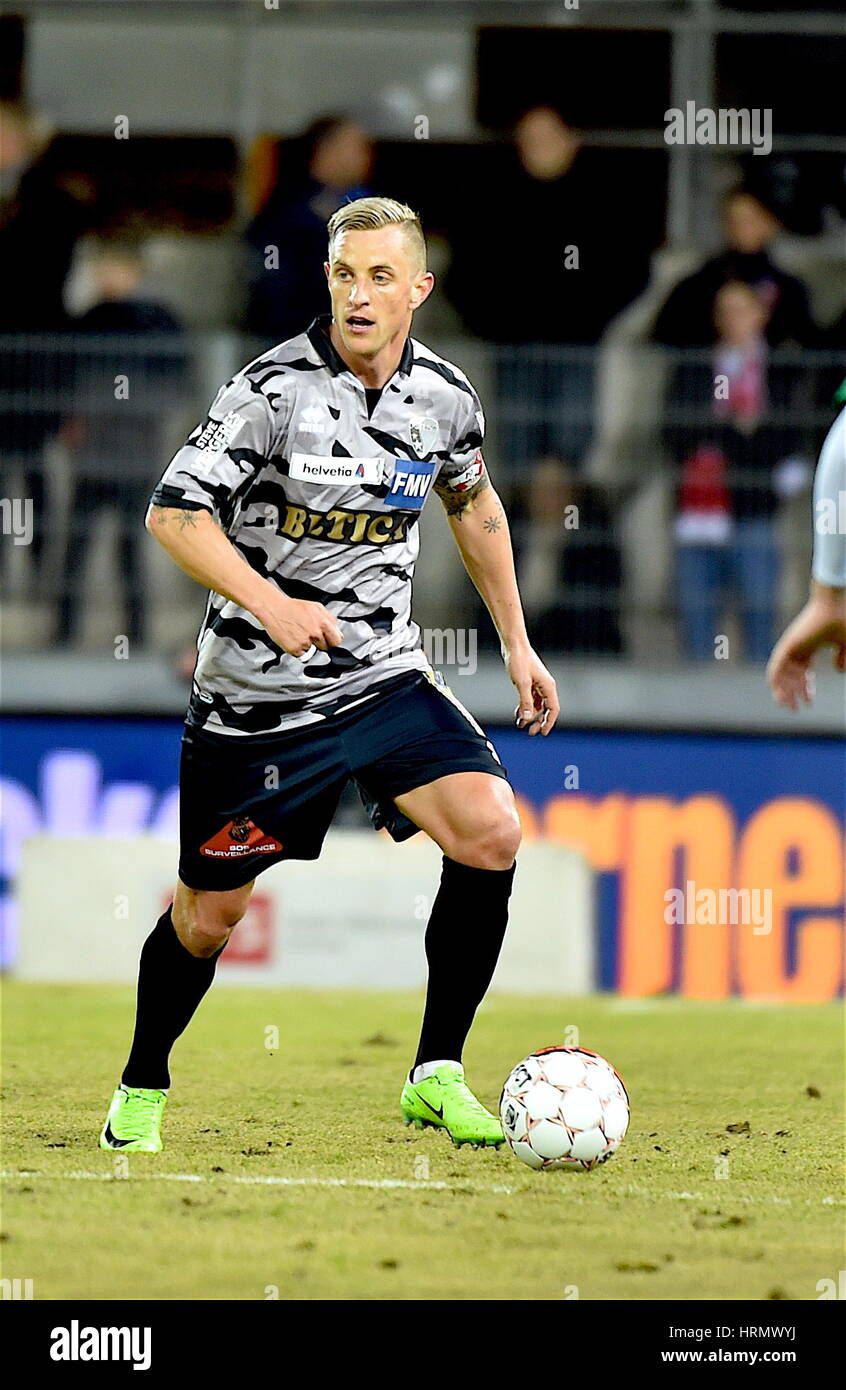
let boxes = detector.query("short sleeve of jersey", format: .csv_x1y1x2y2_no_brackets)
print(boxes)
436,384,486,493
151,376,277,528
811,408,846,589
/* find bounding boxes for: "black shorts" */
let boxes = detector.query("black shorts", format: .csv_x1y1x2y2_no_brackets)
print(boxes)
178,670,509,891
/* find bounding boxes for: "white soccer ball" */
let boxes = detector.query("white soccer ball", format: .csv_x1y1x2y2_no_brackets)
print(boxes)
499,1047,629,1171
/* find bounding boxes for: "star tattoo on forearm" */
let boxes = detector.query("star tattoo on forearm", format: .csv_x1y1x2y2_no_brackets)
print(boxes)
151,505,200,530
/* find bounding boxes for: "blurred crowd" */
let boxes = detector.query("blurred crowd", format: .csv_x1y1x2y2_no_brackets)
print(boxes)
2,97,844,662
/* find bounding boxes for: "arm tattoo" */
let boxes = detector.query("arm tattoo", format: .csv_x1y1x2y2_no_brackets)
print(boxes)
441,492,470,520
434,469,491,521
483,514,502,534
151,505,200,530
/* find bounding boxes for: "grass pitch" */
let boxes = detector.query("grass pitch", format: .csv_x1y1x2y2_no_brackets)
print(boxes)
1,982,843,1301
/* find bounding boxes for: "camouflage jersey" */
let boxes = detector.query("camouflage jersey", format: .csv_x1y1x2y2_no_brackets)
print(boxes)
151,314,486,736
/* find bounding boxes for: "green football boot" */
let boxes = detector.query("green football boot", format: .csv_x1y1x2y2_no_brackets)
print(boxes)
401,1062,504,1149
99,1084,167,1152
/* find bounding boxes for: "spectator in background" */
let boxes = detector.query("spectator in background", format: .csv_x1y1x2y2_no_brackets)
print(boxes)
0,100,85,330
513,457,623,655
244,115,373,340
653,187,817,348
664,280,807,663
445,105,651,478
55,236,188,648
0,100,87,572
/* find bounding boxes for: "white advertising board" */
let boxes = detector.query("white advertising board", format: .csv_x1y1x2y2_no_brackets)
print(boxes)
17,831,594,994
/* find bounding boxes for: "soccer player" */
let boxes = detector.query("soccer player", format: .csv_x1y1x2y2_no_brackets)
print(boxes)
767,391,846,709
100,197,560,1153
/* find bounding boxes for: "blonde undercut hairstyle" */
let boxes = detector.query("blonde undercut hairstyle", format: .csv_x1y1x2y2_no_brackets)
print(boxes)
327,196,427,276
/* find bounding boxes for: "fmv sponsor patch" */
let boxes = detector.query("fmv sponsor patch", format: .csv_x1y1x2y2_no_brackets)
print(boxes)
385,458,436,510
290,453,383,485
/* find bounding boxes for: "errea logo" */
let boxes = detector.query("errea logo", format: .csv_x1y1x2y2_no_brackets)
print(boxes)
50,1321,152,1371
297,404,330,435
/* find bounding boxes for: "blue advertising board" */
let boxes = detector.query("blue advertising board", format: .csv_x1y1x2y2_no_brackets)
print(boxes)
2,716,843,995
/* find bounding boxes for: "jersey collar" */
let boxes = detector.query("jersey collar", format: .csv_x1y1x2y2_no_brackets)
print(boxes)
307,313,413,380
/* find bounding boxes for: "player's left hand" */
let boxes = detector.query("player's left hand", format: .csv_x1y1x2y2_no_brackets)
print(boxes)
766,645,815,711
766,588,846,711
505,645,560,736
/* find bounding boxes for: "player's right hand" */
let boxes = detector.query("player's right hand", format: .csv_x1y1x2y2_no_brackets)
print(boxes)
261,596,343,657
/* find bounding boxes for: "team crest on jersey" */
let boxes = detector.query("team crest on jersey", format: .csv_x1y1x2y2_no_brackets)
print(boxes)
409,417,439,456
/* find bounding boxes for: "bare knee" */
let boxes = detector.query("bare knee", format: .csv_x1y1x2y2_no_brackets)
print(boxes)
450,806,522,871
172,881,254,958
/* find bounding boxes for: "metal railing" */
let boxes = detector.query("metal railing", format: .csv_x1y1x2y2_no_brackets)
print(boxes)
1,334,843,664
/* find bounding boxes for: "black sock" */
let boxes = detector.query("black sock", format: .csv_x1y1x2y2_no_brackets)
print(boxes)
413,856,515,1072
121,907,224,1090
